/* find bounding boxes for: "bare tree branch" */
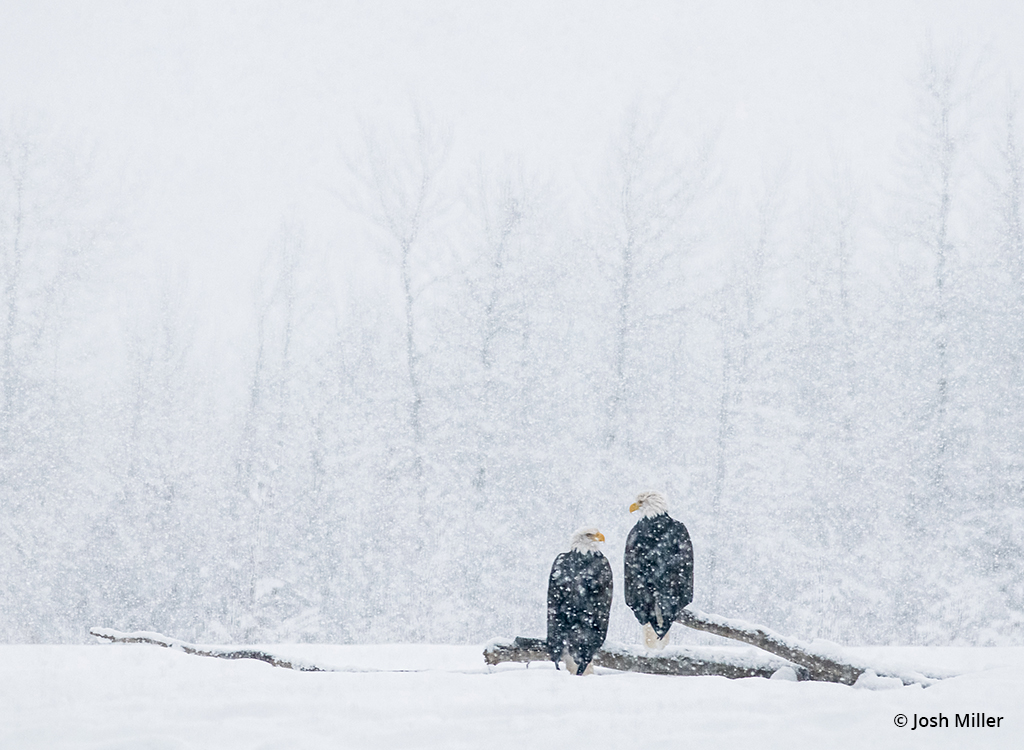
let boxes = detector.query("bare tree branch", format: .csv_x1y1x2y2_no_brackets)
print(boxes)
675,608,941,686
90,627,326,672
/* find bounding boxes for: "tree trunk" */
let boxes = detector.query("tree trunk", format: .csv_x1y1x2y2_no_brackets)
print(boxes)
485,608,942,686
483,636,801,680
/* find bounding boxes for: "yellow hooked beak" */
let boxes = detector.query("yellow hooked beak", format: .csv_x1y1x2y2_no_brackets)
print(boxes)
629,501,640,513
595,532,606,542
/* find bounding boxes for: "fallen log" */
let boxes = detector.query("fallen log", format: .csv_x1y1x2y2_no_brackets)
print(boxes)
485,609,943,686
91,619,941,687
483,636,807,680
674,607,938,687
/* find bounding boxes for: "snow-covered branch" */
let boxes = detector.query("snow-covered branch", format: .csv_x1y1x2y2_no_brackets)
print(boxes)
89,627,326,672
485,608,945,686
675,608,939,686
484,636,803,680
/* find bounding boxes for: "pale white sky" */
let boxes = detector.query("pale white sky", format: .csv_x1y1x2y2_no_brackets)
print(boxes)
1,1,1021,291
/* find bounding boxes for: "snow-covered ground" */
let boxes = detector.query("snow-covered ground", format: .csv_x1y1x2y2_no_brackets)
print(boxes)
2,642,1022,749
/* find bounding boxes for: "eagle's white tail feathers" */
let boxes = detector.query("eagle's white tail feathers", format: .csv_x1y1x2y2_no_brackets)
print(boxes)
642,622,670,650
563,652,595,675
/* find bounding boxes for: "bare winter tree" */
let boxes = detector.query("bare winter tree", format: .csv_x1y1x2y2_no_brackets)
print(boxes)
343,111,451,504
789,163,900,641
703,167,787,615
337,112,454,639
896,45,980,509
963,92,1024,641
93,271,219,640
434,162,567,639
231,224,333,641
883,43,991,642
0,123,115,641
466,164,528,492
596,105,714,453
995,96,1024,407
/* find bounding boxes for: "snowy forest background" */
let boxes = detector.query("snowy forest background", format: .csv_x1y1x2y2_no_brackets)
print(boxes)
2,1,1024,647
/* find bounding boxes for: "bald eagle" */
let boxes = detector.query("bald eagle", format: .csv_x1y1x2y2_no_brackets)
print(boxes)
624,491,693,649
546,527,613,675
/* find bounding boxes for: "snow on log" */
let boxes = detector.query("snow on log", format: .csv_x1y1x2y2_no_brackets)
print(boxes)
486,609,944,686
483,636,807,680
89,628,326,672
674,607,939,687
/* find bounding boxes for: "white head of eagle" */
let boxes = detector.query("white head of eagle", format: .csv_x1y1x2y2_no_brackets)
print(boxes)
629,490,669,519
546,526,614,675
624,491,694,641
569,526,606,553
